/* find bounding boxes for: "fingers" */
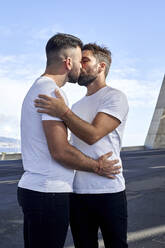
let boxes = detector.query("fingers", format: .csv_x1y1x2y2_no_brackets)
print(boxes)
114,165,121,170
97,172,116,179
37,109,49,114
101,151,113,159
98,169,120,179
110,169,121,175
34,102,49,109
55,89,63,99
34,98,48,105
109,159,120,165
38,94,51,100
34,95,52,109
100,159,119,166
97,163,121,178
101,165,121,174
107,175,116,179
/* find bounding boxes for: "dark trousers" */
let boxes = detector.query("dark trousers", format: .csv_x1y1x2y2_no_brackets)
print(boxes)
70,191,128,248
17,187,70,248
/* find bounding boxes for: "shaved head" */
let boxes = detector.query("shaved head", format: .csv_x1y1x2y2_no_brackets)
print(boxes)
46,33,83,66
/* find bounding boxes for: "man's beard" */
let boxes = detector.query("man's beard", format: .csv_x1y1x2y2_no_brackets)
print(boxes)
68,71,79,84
78,74,97,86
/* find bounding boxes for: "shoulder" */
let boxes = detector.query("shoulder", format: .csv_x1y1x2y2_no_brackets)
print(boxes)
102,86,128,105
34,77,58,93
97,86,129,121
29,77,63,100
105,86,127,98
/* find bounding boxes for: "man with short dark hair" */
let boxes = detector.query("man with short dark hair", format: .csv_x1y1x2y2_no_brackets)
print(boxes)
18,34,120,248
35,43,129,248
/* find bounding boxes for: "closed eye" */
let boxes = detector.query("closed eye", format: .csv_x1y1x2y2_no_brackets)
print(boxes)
81,57,90,63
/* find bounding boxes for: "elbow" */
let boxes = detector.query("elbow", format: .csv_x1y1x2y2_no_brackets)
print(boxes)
86,139,95,145
85,135,100,145
51,143,70,162
51,150,64,163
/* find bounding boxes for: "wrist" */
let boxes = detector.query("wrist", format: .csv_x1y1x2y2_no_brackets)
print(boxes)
93,160,102,174
61,108,71,119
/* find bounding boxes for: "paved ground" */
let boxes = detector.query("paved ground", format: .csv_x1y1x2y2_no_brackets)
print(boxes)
0,149,165,248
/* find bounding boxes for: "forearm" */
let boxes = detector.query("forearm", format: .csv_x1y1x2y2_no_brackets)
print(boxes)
35,92,120,145
53,143,99,172
62,111,98,144
42,120,119,179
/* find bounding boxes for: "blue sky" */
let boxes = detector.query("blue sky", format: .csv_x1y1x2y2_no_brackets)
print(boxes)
0,0,164,146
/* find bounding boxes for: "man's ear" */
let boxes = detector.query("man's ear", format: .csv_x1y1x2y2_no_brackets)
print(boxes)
98,62,106,74
65,57,73,71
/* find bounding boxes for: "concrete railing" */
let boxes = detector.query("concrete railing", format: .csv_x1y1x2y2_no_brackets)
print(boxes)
0,152,22,160
0,146,146,161
121,146,145,151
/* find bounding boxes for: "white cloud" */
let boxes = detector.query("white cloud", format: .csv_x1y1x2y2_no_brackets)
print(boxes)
110,78,160,107
0,53,44,78
109,63,164,108
0,113,19,138
0,53,44,139
111,67,138,78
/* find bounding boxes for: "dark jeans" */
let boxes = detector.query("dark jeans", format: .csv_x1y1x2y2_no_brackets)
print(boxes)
70,191,128,248
17,187,70,248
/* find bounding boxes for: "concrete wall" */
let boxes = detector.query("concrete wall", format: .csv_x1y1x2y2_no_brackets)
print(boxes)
145,75,165,148
154,109,165,148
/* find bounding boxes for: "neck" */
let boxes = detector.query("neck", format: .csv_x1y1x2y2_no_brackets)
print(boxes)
86,79,107,96
41,67,67,87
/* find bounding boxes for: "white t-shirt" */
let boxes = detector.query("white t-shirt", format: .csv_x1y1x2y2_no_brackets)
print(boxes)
18,76,74,193
71,86,129,194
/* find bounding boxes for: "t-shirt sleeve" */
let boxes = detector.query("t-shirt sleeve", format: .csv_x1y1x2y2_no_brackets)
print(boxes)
42,89,69,122
97,90,129,122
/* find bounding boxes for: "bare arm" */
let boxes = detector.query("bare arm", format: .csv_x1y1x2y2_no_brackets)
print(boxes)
43,120,121,178
35,90,120,145
62,111,120,145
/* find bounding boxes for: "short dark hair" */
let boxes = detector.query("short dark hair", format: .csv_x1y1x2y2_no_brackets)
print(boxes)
46,33,83,65
82,43,112,77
